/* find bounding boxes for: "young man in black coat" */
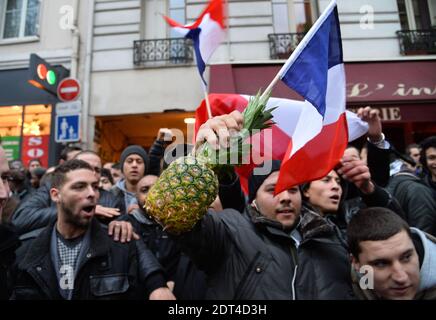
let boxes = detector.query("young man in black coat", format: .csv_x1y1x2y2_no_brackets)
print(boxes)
11,160,174,300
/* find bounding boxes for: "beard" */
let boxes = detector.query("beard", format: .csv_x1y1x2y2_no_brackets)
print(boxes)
61,201,92,230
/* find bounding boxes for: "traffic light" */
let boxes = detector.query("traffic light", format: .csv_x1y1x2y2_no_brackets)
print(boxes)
28,53,69,95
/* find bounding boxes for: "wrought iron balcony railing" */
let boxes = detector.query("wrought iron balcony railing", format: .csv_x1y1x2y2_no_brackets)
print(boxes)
396,29,436,55
133,38,194,66
268,32,306,59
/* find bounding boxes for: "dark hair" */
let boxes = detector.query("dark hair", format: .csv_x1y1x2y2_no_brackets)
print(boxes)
111,162,121,170
74,150,100,159
60,145,83,161
405,143,420,156
28,158,41,166
100,168,114,185
51,159,93,189
347,207,411,259
419,136,436,173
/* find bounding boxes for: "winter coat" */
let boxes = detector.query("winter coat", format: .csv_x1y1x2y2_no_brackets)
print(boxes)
388,172,436,236
127,210,181,279
351,228,436,300
0,224,20,299
127,209,207,300
174,206,354,300
10,218,166,300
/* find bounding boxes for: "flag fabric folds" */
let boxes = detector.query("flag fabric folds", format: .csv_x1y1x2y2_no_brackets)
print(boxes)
274,0,349,194
163,0,225,86
194,94,368,194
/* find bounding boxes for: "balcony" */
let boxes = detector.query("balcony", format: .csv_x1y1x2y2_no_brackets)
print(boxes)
268,33,305,59
133,38,194,66
396,30,436,55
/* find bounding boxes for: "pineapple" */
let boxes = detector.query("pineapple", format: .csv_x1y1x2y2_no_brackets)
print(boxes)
144,92,275,234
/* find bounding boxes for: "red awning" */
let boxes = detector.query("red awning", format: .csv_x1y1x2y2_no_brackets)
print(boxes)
209,60,436,104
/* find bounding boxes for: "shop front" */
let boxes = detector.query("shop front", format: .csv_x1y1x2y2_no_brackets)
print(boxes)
210,60,436,151
0,68,60,167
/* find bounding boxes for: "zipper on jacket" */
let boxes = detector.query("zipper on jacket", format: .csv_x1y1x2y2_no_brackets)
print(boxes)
289,244,298,300
291,265,298,300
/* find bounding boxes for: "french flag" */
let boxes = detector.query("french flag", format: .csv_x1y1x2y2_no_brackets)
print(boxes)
163,0,225,86
194,94,368,194
274,0,349,194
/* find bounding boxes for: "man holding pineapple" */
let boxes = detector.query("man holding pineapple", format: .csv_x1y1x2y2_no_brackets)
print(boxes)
143,105,358,299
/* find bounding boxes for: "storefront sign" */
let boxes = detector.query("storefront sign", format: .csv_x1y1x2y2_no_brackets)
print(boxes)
210,61,436,104
347,106,402,122
347,83,436,101
21,135,50,168
0,136,20,161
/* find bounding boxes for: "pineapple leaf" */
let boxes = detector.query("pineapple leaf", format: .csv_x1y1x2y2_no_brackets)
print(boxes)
242,90,276,134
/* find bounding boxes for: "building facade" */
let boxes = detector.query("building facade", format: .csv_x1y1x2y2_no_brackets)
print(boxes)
0,0,93,166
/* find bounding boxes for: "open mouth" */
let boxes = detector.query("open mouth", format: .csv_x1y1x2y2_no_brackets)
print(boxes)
81,205,96,215
329,195,340,202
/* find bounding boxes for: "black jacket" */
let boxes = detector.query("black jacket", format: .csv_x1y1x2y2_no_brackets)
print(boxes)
127,211,181,280
388,172,436,236
11,218,166,300
0,224,20,299
12,184,125,236
174,207,354,300
341,183,406,229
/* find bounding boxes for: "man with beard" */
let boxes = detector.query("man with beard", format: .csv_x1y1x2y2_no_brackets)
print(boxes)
11,160,175,300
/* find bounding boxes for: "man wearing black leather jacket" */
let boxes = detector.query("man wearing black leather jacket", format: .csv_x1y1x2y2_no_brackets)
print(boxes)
10,160,174,300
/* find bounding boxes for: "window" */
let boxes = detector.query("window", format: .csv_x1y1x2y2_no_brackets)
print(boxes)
397,0,433,30
272,0,317,33
0,0,40,39
168,0,185,38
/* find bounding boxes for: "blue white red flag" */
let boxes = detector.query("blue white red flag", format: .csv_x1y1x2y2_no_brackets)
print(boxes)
274,0,349,194
163,0,225,86
194,94,368,194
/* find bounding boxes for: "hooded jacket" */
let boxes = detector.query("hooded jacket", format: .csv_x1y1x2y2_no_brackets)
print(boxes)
387,172,436,236
174,206,354,300
351,227,436,300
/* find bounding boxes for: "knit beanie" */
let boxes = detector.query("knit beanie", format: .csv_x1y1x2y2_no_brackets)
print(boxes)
248,160,282,203
120,145,148,174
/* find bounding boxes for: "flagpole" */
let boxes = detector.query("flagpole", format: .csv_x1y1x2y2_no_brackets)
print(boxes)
203,87,213,119
260,0,338,101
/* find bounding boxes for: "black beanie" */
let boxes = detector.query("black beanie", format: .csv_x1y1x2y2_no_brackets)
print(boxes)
120,145,148,174
248,160,282,203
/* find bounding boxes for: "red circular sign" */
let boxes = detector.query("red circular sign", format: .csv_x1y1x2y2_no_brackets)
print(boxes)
57,78,80,102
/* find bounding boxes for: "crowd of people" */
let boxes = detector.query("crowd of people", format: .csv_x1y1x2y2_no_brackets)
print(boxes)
0,106,435,300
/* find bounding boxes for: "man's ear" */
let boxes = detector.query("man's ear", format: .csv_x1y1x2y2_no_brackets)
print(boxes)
50,187,60,203
350,254,361,273
251,199,259,211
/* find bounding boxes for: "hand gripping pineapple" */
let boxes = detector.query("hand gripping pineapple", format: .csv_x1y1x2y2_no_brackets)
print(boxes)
144,93,275,234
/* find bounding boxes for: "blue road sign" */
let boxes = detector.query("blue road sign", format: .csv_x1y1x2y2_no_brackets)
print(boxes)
55,114,81,143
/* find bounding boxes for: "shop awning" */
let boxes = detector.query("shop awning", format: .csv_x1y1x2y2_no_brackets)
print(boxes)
0,68,59,106
210,60,436,104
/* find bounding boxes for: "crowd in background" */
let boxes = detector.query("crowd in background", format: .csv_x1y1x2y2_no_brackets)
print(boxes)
0,106,436,300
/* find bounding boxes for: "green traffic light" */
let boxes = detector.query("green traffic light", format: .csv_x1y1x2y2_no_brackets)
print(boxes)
46,70,56,85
